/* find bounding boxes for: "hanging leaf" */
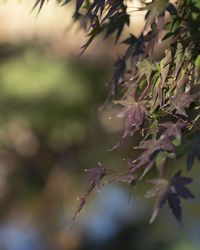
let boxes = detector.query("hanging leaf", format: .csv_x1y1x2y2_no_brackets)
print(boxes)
80,16,103,55
145,178,169,223
105,8,130,42
169,170,195,224
109,93,150,150
146,171,194,224
144,0,169,32
160,121,186,142
169,84,199,117
85,162,107,192
88,0,105,17
135,135,174,165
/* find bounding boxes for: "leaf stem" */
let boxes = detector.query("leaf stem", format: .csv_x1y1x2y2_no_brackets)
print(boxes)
138,85,152,102
165,111,192,125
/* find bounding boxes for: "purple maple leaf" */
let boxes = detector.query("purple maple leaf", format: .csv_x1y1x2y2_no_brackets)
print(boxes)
160,120,186,141
145,178,170,223
168,170,194,224
109,94,149,150
135,135,174,166
85,162,107,192
169,77,199,117
133,135,174,179
147,171,194,224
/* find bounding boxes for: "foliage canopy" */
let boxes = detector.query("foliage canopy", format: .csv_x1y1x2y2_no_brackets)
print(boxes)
34,0,200,226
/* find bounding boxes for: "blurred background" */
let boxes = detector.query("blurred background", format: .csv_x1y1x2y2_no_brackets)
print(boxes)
0,1,199,250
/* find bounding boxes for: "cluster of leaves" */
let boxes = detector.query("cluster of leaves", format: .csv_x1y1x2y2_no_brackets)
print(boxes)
34,0,200,226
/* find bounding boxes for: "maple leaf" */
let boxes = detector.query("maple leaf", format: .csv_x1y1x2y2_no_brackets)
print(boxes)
133,135,174,179
85,162,107,192
117,94,149,127
168,193,182,224
122,34,138,46
87,0,106,25
80,16,103,55
125,102,146,129
144,0,169,32
88,0,105,17
168,170,195,224
146,171,194,224
170,171,194,200
68,162,108,228
169,75,199,117
108,94,149,150
135,135,174,168
187,131,200,172
101,0,122,23
160,120,186,142
145,178,169,223
104,7,130,42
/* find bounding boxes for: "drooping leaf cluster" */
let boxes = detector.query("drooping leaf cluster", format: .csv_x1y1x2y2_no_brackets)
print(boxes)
33,0,200,226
